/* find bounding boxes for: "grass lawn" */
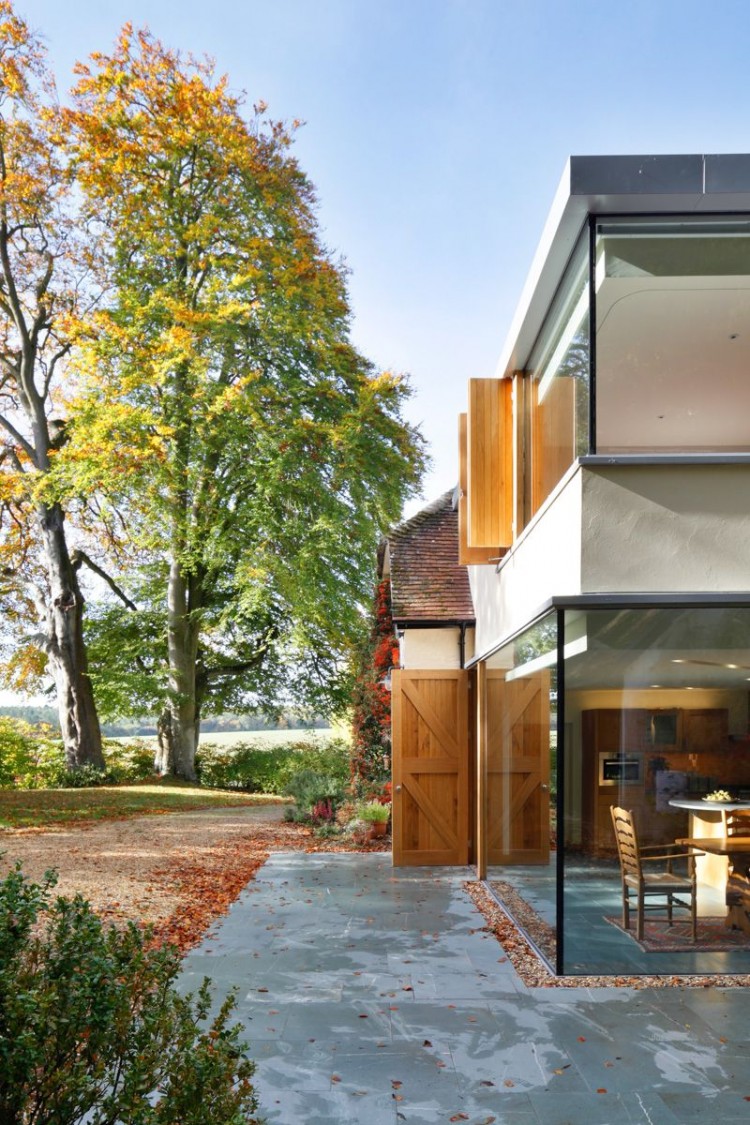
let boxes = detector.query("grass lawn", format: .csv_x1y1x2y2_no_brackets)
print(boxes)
0,781,288,830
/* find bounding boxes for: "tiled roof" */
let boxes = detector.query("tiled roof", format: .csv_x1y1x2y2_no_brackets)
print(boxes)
383,492,475,623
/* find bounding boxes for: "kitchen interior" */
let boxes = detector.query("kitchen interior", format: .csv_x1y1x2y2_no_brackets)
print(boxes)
567,693,750,854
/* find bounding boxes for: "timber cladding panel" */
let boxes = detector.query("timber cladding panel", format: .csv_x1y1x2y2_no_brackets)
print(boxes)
532,374,575,515
458,414,502,565
392,670,469,866
467,378,513,549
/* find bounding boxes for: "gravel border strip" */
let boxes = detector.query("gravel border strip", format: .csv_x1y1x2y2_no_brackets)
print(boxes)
465,880,750,989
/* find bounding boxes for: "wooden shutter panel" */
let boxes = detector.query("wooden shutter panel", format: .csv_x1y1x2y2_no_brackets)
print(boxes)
467,378,513,549
458,414,503,565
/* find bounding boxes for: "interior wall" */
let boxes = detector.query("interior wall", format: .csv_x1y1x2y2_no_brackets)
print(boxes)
563,687,748,844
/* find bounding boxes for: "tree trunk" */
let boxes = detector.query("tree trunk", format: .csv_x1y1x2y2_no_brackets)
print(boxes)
162,559,200,780
38,502,105,771
154,707,175,775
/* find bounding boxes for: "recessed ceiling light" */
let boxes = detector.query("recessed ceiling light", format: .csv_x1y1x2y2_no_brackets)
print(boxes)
727,663,739,669
672,659,685,664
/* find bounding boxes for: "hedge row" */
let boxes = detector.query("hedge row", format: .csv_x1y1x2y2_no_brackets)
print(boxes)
0,719,155,789
0,718,351,796
195,738,350,794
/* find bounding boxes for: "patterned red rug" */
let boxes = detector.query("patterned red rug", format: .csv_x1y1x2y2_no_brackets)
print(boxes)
604,915,750,952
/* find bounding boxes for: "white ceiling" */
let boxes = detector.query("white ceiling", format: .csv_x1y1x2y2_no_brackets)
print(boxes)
564,647,750,691
596,276,750,451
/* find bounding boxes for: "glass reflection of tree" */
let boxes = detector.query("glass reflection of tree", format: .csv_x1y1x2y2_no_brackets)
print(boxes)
556,320,590,457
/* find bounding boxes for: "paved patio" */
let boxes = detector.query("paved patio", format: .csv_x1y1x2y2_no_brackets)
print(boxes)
179,852,750,1123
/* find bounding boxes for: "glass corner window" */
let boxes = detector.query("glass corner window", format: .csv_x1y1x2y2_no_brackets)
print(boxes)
595,216,750,454
561,603,750,976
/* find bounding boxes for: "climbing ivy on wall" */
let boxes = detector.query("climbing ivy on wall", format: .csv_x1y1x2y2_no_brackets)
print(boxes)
350,579,398,796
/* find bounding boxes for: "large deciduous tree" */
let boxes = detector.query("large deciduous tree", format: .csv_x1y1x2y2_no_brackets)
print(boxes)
57,29,426,779
0,2,104,768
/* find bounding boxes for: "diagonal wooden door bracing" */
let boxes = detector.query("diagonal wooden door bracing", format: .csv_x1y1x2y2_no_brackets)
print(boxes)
392,670,469,866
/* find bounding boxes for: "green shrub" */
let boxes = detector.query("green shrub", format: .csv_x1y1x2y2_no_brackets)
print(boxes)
291,738,350,786
0,863,260,1124
54,763,115,789
102,739,156,782
313,822,342,839
0,718,36,788
196,737,350,796
283,768,342,805
0,719,67,789
0,722,156,790
196,743,297,792
282,768,347,823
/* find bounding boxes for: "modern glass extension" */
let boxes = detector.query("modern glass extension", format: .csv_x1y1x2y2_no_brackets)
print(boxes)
525,215,750,527
482,601,750,976
529,229,590,515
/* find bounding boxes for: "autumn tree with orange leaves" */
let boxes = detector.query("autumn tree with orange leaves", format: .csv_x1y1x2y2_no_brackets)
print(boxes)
0,2,104,768
39,28,427,779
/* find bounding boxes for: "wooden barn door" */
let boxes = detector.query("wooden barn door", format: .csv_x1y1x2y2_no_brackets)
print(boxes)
392,670,469,866
486,669,550,865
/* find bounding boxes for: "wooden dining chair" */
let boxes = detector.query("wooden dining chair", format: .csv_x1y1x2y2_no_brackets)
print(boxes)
610,806,701,942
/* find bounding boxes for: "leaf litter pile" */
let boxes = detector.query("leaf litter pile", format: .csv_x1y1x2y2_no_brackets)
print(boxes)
0,805,388,954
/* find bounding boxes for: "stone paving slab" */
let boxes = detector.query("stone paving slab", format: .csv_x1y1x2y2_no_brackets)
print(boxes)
179,852,750,1123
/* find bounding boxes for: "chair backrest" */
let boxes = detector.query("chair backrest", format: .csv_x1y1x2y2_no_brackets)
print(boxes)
610,806,642,878
725,811,750,838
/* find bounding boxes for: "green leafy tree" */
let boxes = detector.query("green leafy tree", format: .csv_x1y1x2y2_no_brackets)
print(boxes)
0,864,260,1124
50,28,426,779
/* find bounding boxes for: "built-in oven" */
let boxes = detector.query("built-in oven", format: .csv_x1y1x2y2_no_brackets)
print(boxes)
598,752,643,787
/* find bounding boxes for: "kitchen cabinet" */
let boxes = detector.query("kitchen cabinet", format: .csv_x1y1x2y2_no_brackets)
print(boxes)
580,707,728,855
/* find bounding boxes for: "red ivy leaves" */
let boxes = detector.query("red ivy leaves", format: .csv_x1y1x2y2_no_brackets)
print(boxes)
350,579,395,796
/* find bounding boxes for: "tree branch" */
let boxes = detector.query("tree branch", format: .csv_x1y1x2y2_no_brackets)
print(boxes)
202,657,266,681
43,341,71,396
70,550,139,611
0,413,35,460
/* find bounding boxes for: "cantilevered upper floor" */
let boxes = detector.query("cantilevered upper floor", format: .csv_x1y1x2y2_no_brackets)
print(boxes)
458,155,750,655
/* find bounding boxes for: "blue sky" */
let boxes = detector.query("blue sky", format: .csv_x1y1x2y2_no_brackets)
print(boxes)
23,0,750,512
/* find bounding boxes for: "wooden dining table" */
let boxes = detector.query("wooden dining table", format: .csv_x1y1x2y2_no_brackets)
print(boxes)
676,835,750,934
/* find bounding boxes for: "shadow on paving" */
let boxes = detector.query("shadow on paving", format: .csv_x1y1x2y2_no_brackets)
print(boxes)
179,852,750,1124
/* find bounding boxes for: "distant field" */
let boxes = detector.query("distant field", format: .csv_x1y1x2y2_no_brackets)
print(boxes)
200,729,338,748
112,728,339,750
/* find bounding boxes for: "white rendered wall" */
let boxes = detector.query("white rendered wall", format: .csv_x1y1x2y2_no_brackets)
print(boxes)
580,465,750,592
470,462,750,662
399,626,475,670
470,468,583,657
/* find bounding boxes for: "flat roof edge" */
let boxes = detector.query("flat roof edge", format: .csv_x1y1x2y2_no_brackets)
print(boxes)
495,153,750,380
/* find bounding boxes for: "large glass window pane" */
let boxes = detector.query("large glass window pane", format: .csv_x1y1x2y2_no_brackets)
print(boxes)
529,229,590,515
484,613,558,970
595,217,750,453
562,605,750,976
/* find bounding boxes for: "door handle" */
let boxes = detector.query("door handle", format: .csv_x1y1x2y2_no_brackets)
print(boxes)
395,784,402,793
540,783,549,791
